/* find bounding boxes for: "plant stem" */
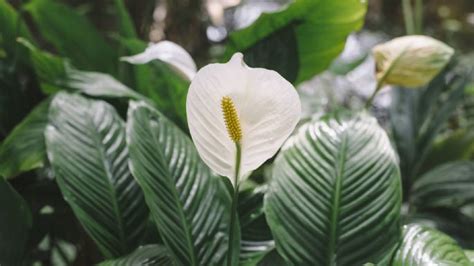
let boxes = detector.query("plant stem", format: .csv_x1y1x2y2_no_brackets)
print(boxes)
365,81,384,109
415,0,423,34
402,0,415,35
227,143,241,266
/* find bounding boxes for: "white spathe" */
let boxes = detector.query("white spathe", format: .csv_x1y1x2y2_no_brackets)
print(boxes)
186,53,301,183
120,41,197,81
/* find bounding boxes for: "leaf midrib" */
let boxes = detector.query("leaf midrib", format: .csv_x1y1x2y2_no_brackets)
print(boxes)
149,115,197,266
88,106,128,255
327,132,348,266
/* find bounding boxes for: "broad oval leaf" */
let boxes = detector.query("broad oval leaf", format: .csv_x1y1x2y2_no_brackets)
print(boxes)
393,224,470,265
412,161,474,210
224,0,367,84
45,92,148,258
265,113,402,265
99,245,172,266
126,101,235,265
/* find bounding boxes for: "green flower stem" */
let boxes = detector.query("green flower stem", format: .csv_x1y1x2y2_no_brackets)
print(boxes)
365,80,384,109
415,0,423,34
402,0,415,35
227,142,241,266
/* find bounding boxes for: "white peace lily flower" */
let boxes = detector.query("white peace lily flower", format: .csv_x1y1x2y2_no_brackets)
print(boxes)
186,53,301,185
373,35,454,88
120,41,197,81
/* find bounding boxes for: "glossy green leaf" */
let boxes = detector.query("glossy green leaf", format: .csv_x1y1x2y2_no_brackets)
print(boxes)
45,93,148,258
225,0,367,83
126,101,235,265
390,65,467,185
392,224,470,265
25,0,117,74
412,161,474,210
0,98,50,178
265,113,402,265
0,178,32,265
99,245,172,266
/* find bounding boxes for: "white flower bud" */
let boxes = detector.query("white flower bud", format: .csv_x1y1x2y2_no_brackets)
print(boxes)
373,35,454,88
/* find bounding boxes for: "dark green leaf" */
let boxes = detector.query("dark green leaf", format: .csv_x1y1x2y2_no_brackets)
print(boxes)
0,0,33,62
238,184,274,266
45,92,148,258
393,224,470,265
0,177,32,265
407,209,474,249
225,0,367,83
126,101,234,265
98,245,172,266
113,0,137,39
0,98,50,178
390,66,467,185
18,39,144,99
25,0,117,75
265,113,402,265
0,60,43,140
412,161,474,210
420,129,474,173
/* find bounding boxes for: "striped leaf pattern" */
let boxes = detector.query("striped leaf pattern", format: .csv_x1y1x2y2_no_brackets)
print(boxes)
45,92,148,258
126,101,232,265
264,113,402,265
412,161,474,210
393,224,470,265
99,245,172,266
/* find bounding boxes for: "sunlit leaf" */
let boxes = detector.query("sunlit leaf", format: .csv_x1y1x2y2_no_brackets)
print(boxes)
225,0,367,83
265,112,402,265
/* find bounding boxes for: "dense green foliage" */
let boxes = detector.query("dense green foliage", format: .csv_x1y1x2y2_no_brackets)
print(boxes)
1,0,473,265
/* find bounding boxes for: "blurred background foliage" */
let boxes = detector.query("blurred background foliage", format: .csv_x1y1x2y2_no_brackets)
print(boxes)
0,0,473,265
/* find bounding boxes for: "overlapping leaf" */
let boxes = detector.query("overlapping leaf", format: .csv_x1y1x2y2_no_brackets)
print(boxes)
225,0,367,83
45,93,148,258
99,245,172,266
392,224,470,265
238,184,274,265
126,101,234,265
390,66,467,183
412,161,474,210
25,0,117,74
265,113,402,265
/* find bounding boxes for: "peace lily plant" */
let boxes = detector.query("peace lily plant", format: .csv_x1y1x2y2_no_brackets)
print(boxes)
186,53,301,264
